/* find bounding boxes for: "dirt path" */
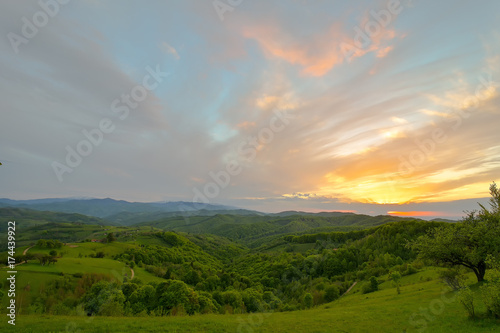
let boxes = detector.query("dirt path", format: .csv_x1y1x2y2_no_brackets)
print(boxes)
2,246,33,268
342,281,357,296
130,267,135,279
23,245,34,255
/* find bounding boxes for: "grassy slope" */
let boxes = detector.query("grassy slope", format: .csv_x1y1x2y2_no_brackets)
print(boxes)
0,241,167,312
5,269,500,332
137,214,415,248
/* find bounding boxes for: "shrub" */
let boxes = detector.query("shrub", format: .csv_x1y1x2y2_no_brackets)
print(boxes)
404,264,418,276
325,285,340,302
361,277,378,294
481,256,500,318
370,276,379,292
458,287,475,318
438,268,466,291
304,293,313,308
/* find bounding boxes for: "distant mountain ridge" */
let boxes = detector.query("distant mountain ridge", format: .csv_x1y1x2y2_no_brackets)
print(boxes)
0,198,259,220
0,207,113,232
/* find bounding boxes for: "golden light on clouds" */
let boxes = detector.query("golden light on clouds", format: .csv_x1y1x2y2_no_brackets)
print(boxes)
255,94,300,111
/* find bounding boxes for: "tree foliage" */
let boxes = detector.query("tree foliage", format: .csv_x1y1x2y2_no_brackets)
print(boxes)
411,183,500,282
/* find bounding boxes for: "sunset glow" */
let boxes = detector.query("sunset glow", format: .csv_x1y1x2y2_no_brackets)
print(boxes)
387,211,448,217
1,0,499,219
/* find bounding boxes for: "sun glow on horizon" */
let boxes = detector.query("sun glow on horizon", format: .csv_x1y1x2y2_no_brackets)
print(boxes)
387,211,453,217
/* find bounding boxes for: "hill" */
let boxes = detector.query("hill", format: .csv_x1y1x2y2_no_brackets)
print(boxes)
136,213,419,247
0,207,113,232
0,198,251,220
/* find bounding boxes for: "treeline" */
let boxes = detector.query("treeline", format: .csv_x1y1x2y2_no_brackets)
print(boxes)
36,239,63,249
283,229,372,244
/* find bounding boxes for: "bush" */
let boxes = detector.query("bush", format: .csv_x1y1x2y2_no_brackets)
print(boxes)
324,285,340,302
404,264,418,276
438,268,466,291
304,293,313,308
458,287,475,318
370,276,379,292
481,256,500,318
361,277,379,294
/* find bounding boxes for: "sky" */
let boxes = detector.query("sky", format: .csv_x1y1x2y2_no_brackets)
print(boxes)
1,0,499,219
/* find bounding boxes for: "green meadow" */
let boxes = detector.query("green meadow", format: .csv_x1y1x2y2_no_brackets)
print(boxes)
5,271,499,333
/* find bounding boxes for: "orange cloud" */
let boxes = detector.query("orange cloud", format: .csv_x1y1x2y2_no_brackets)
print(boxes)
242,24,344,76
242,20,398,77
242,15,396,76
255,93,301,111
256,95,279,109
236,121,256,129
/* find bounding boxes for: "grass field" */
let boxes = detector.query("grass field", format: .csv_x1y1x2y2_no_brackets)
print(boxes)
0,241,166,314
2,269,499,332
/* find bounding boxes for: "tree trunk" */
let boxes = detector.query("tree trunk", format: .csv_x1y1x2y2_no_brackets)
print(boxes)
473,261,486,282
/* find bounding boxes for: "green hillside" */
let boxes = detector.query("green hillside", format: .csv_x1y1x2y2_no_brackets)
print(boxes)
7,270,500,332
0,189,499,332
136,213,416,247
0,207,114,231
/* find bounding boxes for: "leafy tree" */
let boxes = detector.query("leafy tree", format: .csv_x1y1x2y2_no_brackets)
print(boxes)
158,280,199,315
324,285,340,302
34,253,54,266
303,293,313,308
370,276,379,292
411,183,500,282
221,290,243,310
83,281,125,316
197,291,217,314
183,269,201,286
242,288,263,312
390,271,402,294
128,285,155,314
106,232,115,243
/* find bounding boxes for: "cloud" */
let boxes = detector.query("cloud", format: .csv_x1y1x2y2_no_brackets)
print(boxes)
241,15,400,77
159,42,180,60
236,121,256,129
1,0,499,220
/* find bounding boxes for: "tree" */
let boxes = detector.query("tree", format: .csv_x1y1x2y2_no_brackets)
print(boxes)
411,183,500,282
325,285,340,302
83,281,125,316
370,276,379,292
106,232,115,243
390,271,402,294
304,293,313,309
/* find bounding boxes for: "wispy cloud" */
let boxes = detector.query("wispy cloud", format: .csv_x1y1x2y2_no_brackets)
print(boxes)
159,41,180,59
